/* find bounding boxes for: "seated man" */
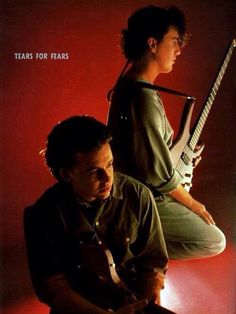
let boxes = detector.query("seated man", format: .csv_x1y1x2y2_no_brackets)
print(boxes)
24,115,170,314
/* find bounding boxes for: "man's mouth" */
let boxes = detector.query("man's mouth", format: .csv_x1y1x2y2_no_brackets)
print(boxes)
98,185,112,193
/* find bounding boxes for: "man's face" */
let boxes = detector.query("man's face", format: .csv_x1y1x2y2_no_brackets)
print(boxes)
65,143,113,202
155,26,182,74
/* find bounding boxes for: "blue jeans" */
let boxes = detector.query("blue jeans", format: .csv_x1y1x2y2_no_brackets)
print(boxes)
156,195,226,260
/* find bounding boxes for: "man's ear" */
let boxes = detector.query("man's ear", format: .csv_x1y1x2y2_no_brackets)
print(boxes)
147,37,158,53
59,168,72,182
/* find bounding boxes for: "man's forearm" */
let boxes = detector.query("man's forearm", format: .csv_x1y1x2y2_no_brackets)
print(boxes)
168,184,215,225
41,274,149,314
50,288,108,314
39,273,108,314
168,184,197,208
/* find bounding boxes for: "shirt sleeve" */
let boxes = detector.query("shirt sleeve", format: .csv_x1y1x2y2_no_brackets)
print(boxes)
130,87,182,194
23,204,76,306
128,185,168,301
129,186,168,274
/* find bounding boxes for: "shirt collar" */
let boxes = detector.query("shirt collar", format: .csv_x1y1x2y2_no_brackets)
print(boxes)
110,172,123,200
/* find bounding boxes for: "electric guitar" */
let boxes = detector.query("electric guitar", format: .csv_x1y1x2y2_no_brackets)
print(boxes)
170,39,236,191
74,243,176,313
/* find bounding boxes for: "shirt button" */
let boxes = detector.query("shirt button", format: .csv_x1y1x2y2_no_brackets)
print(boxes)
125,237,130,243
80,240,84,245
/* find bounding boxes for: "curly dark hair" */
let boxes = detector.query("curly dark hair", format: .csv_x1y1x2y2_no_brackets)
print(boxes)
121,5,187,61
43,115,112,180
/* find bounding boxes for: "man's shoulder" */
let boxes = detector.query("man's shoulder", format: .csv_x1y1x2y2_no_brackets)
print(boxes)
115,77,157,98
23,183,72,240
24,182,70,216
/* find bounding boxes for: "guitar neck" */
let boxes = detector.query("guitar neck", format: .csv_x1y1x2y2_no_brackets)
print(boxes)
188,39,236,151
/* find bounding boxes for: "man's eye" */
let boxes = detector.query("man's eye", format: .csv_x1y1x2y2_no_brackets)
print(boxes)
107,161,113,168
87,169,98,176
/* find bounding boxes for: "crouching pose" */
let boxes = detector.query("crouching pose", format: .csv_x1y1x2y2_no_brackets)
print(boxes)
24,115,175,313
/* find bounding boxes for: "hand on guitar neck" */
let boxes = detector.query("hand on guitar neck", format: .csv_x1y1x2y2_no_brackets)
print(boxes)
181,141,203,190
192,141,203,169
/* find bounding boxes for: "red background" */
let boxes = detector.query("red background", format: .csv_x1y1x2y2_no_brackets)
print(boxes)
1,1,236,313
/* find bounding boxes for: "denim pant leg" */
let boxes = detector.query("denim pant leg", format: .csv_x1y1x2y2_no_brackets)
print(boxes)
156,195,226,260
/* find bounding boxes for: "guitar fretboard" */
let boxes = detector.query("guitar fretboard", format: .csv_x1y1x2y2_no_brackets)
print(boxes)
189,39,236,151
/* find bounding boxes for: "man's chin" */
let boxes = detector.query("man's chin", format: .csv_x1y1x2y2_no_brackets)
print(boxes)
164,66,173,73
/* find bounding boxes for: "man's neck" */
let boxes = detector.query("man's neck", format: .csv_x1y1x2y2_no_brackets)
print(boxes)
76,196,106,209
126,57,160,83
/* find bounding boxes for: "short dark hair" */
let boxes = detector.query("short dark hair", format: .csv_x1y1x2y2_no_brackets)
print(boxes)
44,115,112,180
122,5,187,61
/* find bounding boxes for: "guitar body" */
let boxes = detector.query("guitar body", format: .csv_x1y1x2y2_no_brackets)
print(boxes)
170,99,204,191
171,99,194,167
73,244,127,311
73,243,176,313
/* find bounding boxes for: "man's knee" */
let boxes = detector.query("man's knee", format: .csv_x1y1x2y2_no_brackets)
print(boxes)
207,226,226,256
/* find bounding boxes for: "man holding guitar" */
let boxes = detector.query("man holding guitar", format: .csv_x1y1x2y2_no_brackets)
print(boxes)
107,5,226,261
24,116,174,313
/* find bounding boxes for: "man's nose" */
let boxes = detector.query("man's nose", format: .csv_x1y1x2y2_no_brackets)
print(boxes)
99,169,111,182
176,44,181,56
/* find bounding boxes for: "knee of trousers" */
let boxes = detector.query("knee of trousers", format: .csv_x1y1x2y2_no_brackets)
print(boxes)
205,226,226,256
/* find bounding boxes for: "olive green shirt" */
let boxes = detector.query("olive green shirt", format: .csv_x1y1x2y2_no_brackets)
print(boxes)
24,172,168,307
108,77,182,194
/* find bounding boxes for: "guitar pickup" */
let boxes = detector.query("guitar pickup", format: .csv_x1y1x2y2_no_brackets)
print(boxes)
181,152,191,165
185,173,192,178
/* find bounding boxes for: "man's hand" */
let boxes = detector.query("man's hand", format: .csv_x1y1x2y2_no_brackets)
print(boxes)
192,141,204,168
189,199,215,225
192,155,202,168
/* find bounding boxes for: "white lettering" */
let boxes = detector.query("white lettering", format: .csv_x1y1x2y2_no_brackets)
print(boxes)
14,53,33,59
35,53,48,59
50,52,69,60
